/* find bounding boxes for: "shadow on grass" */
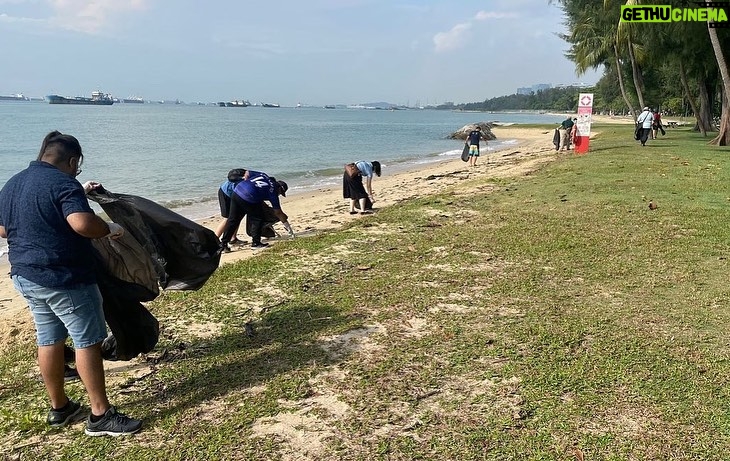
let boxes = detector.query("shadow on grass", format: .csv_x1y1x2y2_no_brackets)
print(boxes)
133,301,358,424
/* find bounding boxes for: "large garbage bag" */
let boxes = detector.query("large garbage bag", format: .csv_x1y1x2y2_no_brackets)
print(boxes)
246,203,280,238
86,187,222,360
89,187,221,290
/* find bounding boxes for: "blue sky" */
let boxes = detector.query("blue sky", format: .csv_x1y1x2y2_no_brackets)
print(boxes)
0,0,600,106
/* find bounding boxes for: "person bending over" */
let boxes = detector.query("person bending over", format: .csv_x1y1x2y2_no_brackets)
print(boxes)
214,168,248,243
219,170,293,250
343,160,381,214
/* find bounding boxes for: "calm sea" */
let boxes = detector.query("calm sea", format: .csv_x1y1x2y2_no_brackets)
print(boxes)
0,102,560,256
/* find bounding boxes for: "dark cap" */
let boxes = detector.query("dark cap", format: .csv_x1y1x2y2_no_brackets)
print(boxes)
277,180,288,197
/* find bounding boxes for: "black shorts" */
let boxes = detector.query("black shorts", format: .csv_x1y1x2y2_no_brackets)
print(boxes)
218,188,231,217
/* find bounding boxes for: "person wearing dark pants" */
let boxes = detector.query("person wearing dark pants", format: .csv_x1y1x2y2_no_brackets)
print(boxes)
636,106,654,146
220,170,293,250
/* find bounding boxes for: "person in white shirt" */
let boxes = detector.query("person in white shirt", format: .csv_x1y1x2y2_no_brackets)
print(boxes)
636,107,654,146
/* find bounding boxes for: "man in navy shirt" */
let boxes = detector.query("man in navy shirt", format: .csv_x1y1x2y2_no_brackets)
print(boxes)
0,131,142,436
219,170,293,250
466,126,489,167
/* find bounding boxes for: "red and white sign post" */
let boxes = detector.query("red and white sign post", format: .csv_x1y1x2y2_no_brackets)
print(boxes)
573,93,593,154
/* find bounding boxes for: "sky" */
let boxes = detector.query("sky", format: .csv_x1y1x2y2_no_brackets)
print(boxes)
0,0,601,106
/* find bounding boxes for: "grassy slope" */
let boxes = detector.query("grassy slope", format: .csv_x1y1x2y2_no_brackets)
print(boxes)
2,125,730,460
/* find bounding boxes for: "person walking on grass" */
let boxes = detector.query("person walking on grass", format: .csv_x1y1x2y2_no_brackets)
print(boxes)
652,109,665,139
466,126,489,166
0,131,142,436
219,170,294,251
636,106,654,146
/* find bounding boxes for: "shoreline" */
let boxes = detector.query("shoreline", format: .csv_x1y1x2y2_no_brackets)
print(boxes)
0,126,565,345
140,136,529,224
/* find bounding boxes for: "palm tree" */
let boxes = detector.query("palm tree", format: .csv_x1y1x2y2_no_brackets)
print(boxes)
611,0,647,110
555,0,639,117
705,0,730,145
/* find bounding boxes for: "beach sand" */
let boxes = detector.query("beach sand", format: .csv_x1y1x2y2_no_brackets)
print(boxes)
0,125,597,349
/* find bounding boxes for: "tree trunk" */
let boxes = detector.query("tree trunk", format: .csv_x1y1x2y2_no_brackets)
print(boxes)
615,44,637,119
706,0,730,145
678,61,705,135
697,81,716,134
713,90,730,145
627,42,645,109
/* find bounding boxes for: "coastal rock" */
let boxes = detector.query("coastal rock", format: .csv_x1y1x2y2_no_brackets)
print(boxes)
449,122,496,141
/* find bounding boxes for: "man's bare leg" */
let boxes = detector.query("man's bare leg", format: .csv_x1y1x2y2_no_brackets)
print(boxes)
75,343,111,416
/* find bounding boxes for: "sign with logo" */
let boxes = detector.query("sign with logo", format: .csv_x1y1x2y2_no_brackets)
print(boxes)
620,5,729,27
574,93,593,154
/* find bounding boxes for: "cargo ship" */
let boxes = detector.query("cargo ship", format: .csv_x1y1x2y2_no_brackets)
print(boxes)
0,93,29,101
218,99,250,107
47,91,114,105
121,96,145,104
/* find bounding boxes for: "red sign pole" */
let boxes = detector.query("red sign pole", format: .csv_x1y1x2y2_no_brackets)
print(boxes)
574,93,593,154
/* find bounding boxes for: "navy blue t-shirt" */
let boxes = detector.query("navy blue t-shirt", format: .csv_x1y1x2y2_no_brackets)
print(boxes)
233,170,281,209
0,161,97,287
468,130,484,146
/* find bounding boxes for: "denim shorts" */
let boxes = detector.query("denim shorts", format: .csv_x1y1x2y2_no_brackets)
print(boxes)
12,275,107,349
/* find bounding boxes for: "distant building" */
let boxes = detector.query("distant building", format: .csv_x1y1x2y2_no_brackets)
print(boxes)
516,83,552,95
554,82,591,89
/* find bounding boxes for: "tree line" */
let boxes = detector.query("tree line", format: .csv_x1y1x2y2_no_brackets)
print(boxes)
435,87,583,112
441,1,730,145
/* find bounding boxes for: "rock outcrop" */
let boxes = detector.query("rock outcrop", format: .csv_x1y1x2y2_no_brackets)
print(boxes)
448,122,496,141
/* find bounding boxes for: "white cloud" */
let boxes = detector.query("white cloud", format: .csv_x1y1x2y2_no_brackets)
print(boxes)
434,10,516,53
433,22,472,53
0,12,45,24
474,10,517,21
48,0,148,34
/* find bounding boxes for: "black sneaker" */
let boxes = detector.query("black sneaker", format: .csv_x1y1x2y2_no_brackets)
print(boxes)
64,364,80,382
251,242,270,249
47,398,82,427
221,243,232,253
85,406,142,437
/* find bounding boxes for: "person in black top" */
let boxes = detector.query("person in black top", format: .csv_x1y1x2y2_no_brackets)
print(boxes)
466,126,488,167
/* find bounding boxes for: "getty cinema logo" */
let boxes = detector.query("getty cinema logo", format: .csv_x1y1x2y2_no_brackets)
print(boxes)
621,2,730,27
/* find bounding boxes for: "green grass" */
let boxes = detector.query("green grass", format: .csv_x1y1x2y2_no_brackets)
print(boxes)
2,125,730,460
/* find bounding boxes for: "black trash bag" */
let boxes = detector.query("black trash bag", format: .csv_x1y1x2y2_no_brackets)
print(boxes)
82,187,221,361
247,203,280,238
93,251,160,361
89,187,221,290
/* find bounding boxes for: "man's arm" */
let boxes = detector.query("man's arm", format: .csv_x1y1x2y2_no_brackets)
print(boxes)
66,212,111,239
273,209,289,223
0,225,6,239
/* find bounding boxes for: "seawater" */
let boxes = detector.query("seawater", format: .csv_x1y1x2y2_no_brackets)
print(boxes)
0,103,561,228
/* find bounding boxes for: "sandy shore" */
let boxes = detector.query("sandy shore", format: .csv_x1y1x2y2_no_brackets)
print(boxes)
0,125,577,346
